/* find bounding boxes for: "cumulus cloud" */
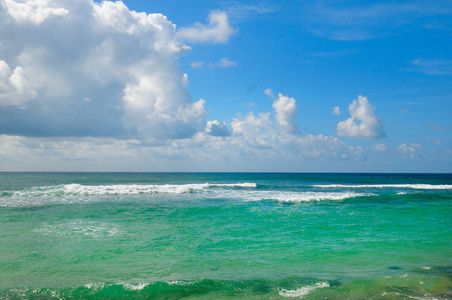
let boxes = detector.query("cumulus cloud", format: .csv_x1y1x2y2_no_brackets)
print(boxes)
177,10,235,44
217,57,237,68
0,90,378,171
0,60,36,106
272,93,300,134
0,131,367,171
231,112,273,149
398,143,422,158
0,0,208,139
206,120,231,137
372,144,387,151
3,0,69,25
337,95,385,139
332,106,341,115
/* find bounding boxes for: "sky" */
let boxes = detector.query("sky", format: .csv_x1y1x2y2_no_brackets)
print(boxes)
0,0,451,172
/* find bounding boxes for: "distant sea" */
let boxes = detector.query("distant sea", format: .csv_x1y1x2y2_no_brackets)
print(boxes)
0,172,451,299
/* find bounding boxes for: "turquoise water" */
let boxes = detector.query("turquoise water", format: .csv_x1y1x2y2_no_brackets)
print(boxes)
0,172,451,299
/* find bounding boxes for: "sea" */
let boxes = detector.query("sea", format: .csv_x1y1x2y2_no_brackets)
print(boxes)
0,172,451,299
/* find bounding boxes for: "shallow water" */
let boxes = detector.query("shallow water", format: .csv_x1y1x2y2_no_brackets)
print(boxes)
0,172,451,299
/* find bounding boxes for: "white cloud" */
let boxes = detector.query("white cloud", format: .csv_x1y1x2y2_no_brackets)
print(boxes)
4,0,68,25
230,112,268,136
0,0,207,139
372,144,387,151
0,60,36,106
263,88,274,98
191,62,204,68
177,10,235,44
192,57,237,69
398,143,422,158
272,93,300,134
206,120,231,137
337,95,385,139
218,57,237,68
0,131,366,171
0,89,386,171
332,106,341,115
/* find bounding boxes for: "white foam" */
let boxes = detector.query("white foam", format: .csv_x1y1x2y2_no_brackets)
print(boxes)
63,183,210,195
236,191,371,202
122,283,149,291
4,182,257,199
0,182,259,207
279,281,329,298
0,184,371,207
209,183,257,188
313,184,452,190
83,282,106,290
166,280,198,286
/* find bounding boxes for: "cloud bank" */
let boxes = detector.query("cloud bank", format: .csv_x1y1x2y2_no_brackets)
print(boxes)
0,0,207,139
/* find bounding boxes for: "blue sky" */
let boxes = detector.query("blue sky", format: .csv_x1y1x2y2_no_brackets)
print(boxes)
0,0,451,172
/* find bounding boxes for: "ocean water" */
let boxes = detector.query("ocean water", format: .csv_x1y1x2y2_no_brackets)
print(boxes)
0,172,451,299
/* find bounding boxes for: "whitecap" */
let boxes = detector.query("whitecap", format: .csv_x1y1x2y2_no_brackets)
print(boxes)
166,280,198,286
236,191,372,202
279,281,329,298
63,183,209,195
313,184,452,190
209,183,257,188
122,282,149,291
83,282,108,290
6,182,257,199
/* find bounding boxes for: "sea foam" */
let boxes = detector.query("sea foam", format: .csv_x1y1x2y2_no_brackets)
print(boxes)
0,182,258,206
6,182,257,198
313,184,452,190
238,191,371,202
279,281,329,298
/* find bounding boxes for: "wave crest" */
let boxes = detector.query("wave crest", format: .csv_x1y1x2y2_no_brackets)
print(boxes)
246,191,372,202
313,184,452,190
279,281,329,297
4,182,257,198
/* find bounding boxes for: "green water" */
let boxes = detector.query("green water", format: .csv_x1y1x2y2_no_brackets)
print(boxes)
0,173,451,299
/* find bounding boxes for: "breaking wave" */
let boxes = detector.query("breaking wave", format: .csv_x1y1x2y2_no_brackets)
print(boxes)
313,184,452,190
4,182,257,198
279,281,330,298
240,191,372,203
